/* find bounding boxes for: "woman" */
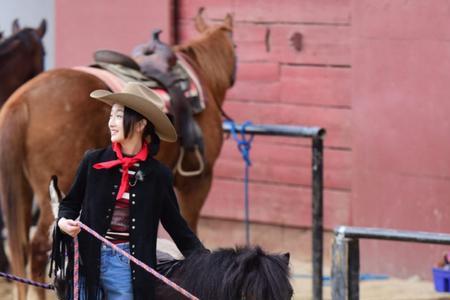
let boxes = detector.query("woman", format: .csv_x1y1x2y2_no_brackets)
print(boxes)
51,82,206,299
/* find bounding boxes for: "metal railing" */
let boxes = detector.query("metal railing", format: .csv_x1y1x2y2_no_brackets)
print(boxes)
331,226,450,300
223,122,326,300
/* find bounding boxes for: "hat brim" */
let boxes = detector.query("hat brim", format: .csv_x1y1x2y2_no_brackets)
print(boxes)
90,89,177,142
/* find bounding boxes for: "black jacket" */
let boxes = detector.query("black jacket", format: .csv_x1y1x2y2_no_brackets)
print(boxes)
51,145,205,299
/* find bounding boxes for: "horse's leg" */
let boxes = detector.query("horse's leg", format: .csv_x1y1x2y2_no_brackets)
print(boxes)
0,101,35,300
175,168,213,233
28,188,54,300
6,177,33,300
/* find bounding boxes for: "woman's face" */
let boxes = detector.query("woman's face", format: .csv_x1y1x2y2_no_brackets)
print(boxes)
108,104,125,143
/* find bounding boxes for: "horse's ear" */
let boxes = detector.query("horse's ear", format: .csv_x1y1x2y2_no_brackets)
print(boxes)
224,13,233,29
12,19,20,34
195,7,208,33
36,19,47,38
281,252,290,265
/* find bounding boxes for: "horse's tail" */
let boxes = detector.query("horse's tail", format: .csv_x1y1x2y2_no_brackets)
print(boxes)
0,97,32,298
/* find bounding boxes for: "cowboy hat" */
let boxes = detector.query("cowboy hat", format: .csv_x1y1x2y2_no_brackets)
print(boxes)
90,82,177,142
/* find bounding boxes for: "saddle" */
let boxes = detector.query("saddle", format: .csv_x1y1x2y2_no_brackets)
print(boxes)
92,30,206,176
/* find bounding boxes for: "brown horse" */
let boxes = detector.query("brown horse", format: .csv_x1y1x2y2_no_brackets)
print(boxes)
0,10,235,300
0,19,46,106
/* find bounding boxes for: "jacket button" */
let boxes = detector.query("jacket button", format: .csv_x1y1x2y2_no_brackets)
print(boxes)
132,276,136,280
132,193,136,197
131,226,135,230
114,185,118,189
131,244,135,248
132,251,135,255
131,218,135,222
132,201,135,205
112,192,116,196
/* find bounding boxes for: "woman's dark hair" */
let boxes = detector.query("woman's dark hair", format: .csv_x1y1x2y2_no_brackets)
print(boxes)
123,107,160,155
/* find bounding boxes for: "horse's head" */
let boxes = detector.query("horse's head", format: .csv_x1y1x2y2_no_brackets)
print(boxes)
26,19,47,76
178,8,237,100
224,246,293,300
0,19,46,77
171,246,293,300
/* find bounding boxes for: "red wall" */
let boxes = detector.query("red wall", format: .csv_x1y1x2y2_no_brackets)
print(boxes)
55,0,173,67
352,1,450,278
178,0,353,229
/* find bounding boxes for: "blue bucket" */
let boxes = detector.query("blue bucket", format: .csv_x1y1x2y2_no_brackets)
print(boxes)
433,267,450,292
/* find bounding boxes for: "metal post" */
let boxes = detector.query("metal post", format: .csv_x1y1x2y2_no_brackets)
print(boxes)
348,238,360,300
312,136,324,300
331,234,347,300
331,235,359,300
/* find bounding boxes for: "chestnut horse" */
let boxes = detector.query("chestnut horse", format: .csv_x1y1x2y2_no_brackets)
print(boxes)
0,19,46,106
0,11,235,300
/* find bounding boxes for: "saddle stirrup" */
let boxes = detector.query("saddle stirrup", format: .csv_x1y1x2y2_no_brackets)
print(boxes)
175,146,204,177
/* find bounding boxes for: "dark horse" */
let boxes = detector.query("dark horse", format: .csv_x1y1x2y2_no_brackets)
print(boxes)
0,19,46,106
156,247,293,300
0,10,235,300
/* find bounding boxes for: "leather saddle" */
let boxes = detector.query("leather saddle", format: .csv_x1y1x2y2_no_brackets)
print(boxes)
93,30,205,173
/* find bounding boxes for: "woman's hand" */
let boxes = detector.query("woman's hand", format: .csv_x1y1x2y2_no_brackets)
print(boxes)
57,217,81,237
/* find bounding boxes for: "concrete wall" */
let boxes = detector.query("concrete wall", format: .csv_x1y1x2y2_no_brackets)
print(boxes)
0,0,55,68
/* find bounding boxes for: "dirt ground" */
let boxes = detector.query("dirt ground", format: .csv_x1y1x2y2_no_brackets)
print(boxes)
0,217,448,299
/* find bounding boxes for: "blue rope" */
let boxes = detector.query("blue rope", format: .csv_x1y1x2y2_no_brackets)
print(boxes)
225,120,254,246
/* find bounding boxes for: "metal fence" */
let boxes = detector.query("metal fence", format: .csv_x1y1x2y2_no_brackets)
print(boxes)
222,122,326,300
331,226,450,300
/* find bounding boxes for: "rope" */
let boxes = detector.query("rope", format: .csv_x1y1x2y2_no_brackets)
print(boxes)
0,272,54,290
77,222,199,300
0,221,198,300
73,236,79,300
224,120,254,246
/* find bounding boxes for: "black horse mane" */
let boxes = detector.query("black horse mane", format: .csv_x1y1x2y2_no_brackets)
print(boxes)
164,246,292,300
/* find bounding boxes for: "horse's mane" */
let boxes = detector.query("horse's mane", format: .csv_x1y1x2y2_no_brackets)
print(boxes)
176,25,235,99
175,246,292,300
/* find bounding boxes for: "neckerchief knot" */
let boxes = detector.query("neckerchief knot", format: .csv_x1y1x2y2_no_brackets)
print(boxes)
93,142,148,199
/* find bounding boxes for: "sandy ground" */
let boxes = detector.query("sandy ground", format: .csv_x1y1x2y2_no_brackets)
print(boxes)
0,218,448,299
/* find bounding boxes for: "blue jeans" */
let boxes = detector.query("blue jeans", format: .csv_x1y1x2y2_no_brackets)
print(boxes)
73,242,133,300
100,242,133,299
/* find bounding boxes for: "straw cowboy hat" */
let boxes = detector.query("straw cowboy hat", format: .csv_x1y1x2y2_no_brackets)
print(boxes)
90,82,177,142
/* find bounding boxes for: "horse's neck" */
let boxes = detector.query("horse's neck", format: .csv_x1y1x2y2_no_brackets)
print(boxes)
180,50,228,105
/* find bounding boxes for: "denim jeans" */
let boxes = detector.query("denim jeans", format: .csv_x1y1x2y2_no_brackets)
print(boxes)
100,242,133,299
73,242,133,300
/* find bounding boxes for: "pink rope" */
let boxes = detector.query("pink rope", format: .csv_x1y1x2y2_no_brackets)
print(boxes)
76,221,199,300
73,236,79,300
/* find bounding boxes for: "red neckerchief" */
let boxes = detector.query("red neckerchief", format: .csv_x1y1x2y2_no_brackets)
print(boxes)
93,142,148,200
